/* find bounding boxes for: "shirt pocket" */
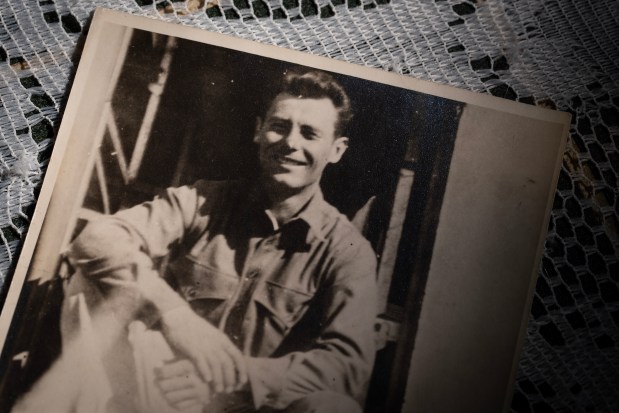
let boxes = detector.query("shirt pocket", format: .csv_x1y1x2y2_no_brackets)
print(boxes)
251,280,315,355
168,255,239,324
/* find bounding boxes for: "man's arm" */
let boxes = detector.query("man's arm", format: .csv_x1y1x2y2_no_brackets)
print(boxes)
66,181,247,395
67,184,204,318
245,238,378,410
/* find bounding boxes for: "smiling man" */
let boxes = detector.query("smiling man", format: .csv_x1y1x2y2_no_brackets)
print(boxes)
67,70,377,413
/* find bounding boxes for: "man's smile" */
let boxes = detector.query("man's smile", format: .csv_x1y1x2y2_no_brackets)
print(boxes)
274,154,308,166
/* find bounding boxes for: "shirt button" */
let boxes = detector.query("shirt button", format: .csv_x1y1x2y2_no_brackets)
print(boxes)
246,269,260,279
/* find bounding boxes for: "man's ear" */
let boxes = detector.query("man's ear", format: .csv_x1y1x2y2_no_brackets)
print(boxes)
328,136,349,164
253,117,263,144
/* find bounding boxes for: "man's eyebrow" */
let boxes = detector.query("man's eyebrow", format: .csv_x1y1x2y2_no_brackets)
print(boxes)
268,116,289,123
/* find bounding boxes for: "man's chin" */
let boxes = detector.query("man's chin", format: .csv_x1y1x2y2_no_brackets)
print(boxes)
263,173,305,191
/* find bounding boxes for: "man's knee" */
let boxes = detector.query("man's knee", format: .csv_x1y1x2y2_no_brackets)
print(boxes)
285,391,362,413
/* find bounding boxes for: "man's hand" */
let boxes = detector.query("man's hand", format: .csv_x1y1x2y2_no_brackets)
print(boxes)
160,306,248,394
156,359,209,411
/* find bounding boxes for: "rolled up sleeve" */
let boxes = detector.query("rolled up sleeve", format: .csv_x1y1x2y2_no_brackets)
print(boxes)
67,182,213,315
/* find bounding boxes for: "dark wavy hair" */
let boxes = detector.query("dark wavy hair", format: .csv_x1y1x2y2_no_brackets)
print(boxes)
274,70,353,137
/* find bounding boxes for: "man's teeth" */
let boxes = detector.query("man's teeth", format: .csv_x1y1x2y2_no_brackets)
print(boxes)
280,157,305,165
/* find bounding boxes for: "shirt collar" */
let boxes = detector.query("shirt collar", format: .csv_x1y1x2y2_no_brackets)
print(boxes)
294,189,327,243
246,180,328,243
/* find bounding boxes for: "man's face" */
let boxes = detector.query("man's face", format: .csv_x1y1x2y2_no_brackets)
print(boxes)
255,93,348,192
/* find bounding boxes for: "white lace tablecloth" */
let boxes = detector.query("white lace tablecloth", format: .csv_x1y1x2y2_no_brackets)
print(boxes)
1,1,618,411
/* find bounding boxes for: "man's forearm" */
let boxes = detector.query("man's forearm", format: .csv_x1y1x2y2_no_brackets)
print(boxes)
130,266,189,315
244,349,373,411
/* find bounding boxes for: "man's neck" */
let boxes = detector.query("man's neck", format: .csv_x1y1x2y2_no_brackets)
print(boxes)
262,181,319,225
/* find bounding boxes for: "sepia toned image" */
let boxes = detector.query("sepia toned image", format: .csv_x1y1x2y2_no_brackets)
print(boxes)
0,9,569,413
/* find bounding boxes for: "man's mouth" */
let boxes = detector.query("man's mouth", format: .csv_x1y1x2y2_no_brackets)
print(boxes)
275,155,307,166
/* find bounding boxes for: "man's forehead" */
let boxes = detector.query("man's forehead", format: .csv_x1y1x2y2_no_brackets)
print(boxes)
266,93,338,122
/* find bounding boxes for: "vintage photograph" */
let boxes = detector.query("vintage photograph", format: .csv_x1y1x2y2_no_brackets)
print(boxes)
0,9,569,413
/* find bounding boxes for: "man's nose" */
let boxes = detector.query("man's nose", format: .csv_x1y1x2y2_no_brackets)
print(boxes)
283,126,303,150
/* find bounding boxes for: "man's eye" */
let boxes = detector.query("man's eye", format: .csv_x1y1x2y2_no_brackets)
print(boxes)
269,122,289,134
300,126,318,140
